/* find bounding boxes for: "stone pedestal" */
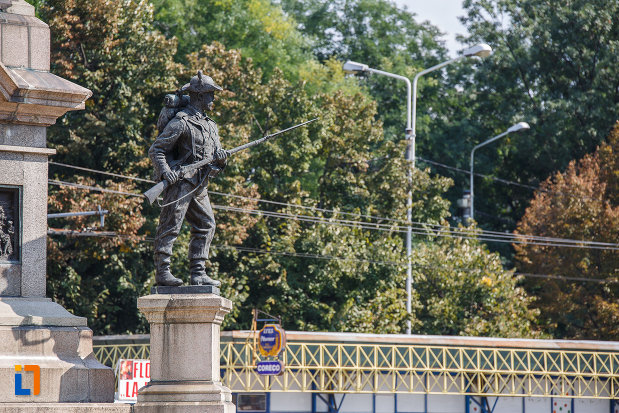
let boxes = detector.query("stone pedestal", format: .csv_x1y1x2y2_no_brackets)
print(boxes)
134,292,236,413
0,298,115,404
0,1,124,411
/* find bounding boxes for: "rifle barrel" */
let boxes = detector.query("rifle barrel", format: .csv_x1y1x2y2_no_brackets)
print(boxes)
144,118,318,205
228,118,317,154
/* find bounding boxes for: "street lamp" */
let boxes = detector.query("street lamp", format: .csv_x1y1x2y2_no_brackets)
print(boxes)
342,61,413,138
343,60,414,333
411,43,493,168
469,121,530,221
407,43,492,334
344,43,492,334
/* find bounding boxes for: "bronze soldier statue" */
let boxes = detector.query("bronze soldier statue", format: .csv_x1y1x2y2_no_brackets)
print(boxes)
146,71,316,287
149,71,228,287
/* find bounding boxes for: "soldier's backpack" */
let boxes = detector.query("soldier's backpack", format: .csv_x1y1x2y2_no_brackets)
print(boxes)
157,91,190,133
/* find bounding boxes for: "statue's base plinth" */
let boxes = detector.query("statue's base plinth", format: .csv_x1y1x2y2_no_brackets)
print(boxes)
151,284,220,295
134,293,235,413
134,381,234,413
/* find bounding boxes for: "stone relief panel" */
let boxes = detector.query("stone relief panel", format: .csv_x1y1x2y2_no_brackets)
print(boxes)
0,186,20,262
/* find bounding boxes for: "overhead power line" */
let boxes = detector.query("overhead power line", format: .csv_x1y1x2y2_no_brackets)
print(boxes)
48,179,619,251
46,229,618,285
50,161,155,183
50,159,605,235
416,157,601,203
213,204,619,250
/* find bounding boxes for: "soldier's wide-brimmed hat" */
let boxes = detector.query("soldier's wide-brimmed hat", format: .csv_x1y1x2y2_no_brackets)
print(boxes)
181,70,223,93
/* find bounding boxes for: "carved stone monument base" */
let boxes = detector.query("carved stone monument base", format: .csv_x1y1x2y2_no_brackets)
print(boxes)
0,298,115,404
134,293,235,413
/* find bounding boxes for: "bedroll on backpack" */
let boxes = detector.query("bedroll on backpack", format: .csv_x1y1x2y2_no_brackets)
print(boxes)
157,92,190,133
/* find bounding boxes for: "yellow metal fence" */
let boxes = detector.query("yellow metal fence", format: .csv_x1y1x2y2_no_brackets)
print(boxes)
93,340,619,399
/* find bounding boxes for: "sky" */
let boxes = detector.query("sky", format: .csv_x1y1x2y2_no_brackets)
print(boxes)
393,0,468,56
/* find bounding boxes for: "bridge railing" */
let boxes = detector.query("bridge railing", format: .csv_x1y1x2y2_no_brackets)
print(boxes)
93,334,619,398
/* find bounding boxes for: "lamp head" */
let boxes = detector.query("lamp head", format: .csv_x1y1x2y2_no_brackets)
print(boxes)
342,60,369,74
463,43,493,58
507,122,531,133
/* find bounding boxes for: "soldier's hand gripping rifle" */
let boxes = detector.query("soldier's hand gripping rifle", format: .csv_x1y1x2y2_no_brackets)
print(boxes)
144,118,318,205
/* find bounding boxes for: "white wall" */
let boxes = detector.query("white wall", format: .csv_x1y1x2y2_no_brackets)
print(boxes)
396,394,427,412
376,395,395,413
258,391,613,413
339,394,373,413
271,392,313,412
574,398,612,413
427,394,465,413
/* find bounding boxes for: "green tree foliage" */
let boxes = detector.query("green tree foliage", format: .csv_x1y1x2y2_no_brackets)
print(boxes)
280,0,449,142
39,0,180,174
430,0,619,234
414,231,540,337
28,0,540,337
150,0,311,79
35,0,180,333
514,123,619,340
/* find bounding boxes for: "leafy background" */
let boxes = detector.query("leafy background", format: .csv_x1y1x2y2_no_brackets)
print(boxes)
27,0,618,339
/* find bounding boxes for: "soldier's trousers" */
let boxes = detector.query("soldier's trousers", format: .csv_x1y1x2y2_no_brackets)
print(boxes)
153,180,215,260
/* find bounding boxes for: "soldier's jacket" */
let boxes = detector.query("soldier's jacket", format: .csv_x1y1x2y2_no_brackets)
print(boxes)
149,105,224,185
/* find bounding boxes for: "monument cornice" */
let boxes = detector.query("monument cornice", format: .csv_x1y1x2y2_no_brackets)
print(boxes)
0,143,56,155
0,63,92,126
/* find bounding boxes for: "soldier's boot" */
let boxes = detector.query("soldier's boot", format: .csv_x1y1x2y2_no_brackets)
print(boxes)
189,260,221,287
155,253,183,286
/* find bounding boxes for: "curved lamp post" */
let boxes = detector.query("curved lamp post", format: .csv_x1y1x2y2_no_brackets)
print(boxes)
470,121,530,221
343,43,493,334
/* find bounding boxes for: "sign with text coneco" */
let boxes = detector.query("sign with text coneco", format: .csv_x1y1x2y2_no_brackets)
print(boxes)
256,324,286,376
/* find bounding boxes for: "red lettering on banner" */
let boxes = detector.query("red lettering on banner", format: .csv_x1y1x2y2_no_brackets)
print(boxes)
118,359,151,402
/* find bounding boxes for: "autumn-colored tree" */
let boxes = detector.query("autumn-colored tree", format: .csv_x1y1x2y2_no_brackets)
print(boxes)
514,122,619,340
47,178,148,334
35,0,180,333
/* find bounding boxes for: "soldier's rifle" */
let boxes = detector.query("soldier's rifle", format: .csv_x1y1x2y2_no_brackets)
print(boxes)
144,118,318,205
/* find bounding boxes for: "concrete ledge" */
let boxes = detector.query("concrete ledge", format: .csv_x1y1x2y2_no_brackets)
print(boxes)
0,297,86,326
134,401,232,413
0,404,132,413
137,294,231,325
0,144,55,155
151,285,220,295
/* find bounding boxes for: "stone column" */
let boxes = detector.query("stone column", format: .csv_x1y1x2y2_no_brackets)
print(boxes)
0,1,128,411
134,292,236,413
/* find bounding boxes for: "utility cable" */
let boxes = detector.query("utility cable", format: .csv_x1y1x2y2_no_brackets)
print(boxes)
416,157,601,203
212,205,619,250
211,192,617,248
48,179,619,251
49,161,614,248
46,229,618,284
48,179,144,198
49,161,155,183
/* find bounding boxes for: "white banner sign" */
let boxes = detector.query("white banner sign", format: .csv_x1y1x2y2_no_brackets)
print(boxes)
117,359,150,402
